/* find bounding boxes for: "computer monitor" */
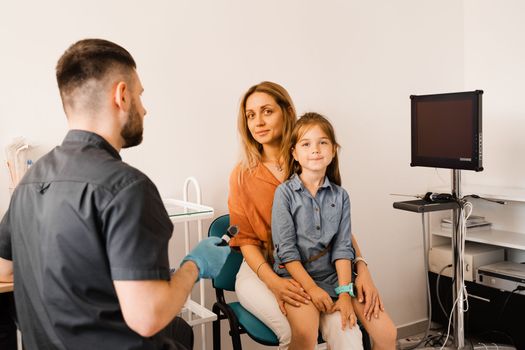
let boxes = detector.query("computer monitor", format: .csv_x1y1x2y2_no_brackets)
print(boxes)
410,90,483,172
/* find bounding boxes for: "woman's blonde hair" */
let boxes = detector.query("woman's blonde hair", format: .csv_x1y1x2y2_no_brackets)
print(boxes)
286,112,342,185
237,81,297,170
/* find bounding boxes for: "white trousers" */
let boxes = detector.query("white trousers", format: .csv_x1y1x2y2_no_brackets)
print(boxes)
235,261,363,350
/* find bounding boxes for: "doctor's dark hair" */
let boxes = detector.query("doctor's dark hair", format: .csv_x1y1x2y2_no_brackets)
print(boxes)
287,112,341,186
56,38,136,109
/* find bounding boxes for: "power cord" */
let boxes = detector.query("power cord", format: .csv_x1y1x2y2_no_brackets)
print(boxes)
407,198,472,349
436,264,453,319
463,194,506,205
475,330,516,348
439,200,472,350
496,286,525,325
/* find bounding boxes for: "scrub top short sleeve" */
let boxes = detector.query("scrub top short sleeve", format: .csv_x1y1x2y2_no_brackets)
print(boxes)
102,178,173,281
0,209,12,260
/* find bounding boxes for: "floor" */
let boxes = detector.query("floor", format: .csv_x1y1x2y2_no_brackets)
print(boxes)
397,328,517,350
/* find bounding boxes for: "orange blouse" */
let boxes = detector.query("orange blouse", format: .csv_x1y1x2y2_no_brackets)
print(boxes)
228,162,281,257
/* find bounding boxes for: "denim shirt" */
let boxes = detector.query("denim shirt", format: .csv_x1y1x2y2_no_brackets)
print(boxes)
271,173,355,298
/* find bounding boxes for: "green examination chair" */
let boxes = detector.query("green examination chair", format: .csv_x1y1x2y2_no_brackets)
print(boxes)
209,214,371,350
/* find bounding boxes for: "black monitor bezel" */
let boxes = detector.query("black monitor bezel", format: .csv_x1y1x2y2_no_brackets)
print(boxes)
410,90,483,172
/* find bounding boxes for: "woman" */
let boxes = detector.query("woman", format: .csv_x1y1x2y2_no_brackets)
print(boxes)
228,81,397,349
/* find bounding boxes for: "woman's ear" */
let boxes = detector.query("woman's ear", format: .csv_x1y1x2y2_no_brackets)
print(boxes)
292,147,298,161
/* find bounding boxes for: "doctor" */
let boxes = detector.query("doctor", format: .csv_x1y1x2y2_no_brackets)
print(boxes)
0,38,229,350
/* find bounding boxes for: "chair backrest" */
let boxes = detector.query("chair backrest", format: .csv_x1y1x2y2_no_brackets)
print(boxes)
208,214,243,291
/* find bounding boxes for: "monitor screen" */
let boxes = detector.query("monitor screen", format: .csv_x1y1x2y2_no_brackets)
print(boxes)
410,90,483,171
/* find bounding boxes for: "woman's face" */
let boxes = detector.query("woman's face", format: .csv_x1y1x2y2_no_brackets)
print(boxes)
245,92,284,147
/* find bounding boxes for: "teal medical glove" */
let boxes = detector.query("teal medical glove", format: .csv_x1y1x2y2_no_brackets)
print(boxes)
180,237,230,280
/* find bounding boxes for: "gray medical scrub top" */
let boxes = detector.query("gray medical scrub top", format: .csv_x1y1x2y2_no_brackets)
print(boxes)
0,130,175,349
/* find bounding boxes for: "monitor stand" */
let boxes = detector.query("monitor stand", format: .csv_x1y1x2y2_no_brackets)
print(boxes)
451,169,465,349
393,170,467,349
422,170,466,349
417,170,467,349
394,170,517,349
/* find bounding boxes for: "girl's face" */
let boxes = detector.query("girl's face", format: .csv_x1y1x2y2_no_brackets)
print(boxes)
245,92,284,147
292,125,335,175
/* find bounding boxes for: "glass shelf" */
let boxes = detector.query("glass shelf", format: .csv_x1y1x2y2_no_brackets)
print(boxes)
163,199,214,223
163,195,216,333
180,299,218,326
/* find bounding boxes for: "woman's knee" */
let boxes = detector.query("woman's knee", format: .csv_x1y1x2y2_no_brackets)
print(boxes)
277,324,292,347
290,325,318,348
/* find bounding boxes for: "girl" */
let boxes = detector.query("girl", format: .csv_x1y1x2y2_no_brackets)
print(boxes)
271,112,361,349
228,82,396,350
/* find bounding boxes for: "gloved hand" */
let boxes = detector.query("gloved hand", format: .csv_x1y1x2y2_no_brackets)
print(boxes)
180,237,230,280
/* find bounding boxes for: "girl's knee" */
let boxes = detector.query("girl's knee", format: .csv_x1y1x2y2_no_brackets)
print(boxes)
373,323,397,349
383,322,397,343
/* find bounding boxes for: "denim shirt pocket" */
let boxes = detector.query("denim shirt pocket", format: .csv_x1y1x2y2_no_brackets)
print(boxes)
323,206,341,233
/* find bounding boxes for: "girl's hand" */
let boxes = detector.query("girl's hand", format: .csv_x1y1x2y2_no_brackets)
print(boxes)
354,263,385,321
306,286,333,313
331,294,357,329
268,277,311,315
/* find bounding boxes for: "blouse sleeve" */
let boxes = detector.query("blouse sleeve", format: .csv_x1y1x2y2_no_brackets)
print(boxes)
228,166,264,249
271,185,301,263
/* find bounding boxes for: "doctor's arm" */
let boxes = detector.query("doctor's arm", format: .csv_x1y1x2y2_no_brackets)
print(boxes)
0,257,13,283
114,236,229,338
0,211,13,283
114,260,198,337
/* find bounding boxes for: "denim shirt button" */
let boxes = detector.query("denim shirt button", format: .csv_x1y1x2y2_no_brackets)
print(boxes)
316,226,320,230
331,203,335,207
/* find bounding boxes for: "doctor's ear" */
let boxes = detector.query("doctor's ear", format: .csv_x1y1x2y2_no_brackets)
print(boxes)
113,81,129,111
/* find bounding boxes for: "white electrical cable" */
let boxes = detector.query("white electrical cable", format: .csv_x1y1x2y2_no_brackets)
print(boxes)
440,291,460,349
461,202,472,312
439,200,473,349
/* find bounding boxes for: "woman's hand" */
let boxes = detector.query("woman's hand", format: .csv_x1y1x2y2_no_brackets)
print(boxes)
354,263,384,321
331,294,357,329
306,286,333,313
268,277,311,315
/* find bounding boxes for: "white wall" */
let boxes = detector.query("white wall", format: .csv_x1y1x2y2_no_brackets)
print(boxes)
462,0,525,189
460,0,525,264
0,1,478,348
